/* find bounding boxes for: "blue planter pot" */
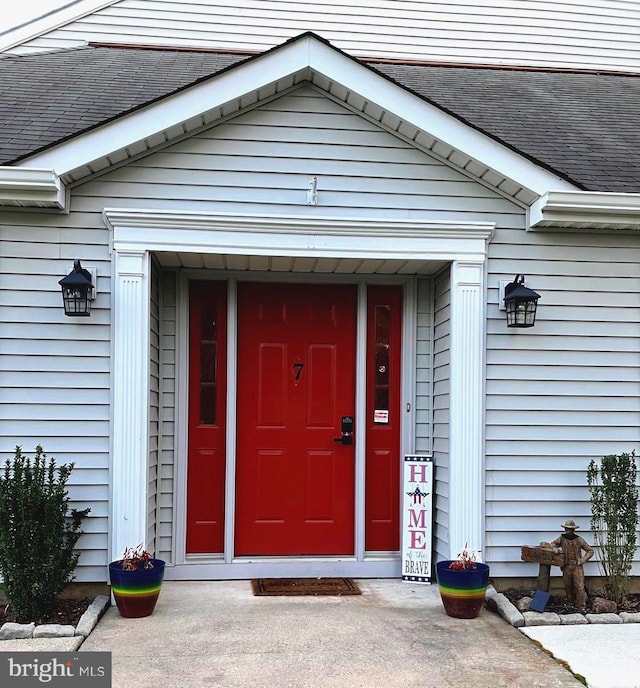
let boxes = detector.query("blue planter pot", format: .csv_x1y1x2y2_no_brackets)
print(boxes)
436,560,490,619
108,559,165,618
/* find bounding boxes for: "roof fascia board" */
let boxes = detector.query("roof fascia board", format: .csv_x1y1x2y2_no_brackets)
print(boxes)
0,166,65,208
23,34,576,197
0,0,116,52
530,190,640,231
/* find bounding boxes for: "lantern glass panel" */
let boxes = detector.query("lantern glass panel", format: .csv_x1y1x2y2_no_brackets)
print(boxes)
62,285,92,316
506,297,537,328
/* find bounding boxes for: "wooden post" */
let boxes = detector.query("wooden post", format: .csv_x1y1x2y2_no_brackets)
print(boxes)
537,563,551,592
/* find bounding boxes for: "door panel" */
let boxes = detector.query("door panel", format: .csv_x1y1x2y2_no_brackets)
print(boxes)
186,281,227,554
235,283,356,556
365,285,403,551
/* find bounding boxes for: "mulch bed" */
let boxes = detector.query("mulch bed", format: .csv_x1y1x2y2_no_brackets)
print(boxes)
252,577,361,596
0,598,92,626
502,589,640,615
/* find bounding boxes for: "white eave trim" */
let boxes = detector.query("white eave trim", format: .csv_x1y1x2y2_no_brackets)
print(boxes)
0,167,66,208
530,190,640,231
103,208,495,260
22,34,575,198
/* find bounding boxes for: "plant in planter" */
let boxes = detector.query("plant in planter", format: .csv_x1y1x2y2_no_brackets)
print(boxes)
109,544,165,618
436,544,490,619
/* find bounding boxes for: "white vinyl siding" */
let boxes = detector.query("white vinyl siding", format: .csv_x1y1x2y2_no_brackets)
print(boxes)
0,213,111,581
7,0,640,73
2,78,638,581
70,86,522,225
414,279,432,455
431,267,451,565
485,229,640,577
66,85,518,570
158,270,177,563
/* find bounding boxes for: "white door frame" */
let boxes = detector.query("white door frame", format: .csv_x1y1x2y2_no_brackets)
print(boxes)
105,209,494,577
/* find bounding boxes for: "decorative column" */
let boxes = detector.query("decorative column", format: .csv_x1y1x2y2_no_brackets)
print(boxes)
448,261,486,560
111,249,151,561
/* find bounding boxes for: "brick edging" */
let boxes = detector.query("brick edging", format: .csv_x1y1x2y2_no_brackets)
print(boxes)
0,595,111,641
485,586,640,627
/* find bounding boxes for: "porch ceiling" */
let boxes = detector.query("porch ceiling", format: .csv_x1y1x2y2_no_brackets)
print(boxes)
154,251,448,275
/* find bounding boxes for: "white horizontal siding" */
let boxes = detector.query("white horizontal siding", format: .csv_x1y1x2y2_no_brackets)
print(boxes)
4,75,637,583
0,208,111,582
73,86,521,224
158,270,176,563
431,267,451,564
485,228,640,578
7,0,640,73
68,85,518,573
415,279,432,455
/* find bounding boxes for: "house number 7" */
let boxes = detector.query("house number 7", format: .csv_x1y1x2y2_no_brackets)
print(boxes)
292,362,305,381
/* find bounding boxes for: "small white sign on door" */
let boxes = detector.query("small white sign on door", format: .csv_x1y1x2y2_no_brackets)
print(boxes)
373,409,389,424
401,455,433,583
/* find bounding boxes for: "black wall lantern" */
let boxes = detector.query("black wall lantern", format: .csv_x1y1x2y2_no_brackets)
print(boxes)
59,260,94,317
503,274,540,328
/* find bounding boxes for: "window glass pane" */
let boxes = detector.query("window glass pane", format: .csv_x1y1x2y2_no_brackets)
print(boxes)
200,385,217,425
199,304,217,425
374,305,391,413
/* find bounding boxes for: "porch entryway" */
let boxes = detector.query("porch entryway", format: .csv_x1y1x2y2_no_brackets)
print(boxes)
105,209,491,579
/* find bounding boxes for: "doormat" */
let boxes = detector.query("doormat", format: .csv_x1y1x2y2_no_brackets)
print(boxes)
251,577,361,596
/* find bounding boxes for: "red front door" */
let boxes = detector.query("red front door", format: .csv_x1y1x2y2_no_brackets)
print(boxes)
186,281,227,554
235,283,357,556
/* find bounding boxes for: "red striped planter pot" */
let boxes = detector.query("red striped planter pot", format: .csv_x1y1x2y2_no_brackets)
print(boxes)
435,560,490,619
109,559,165,618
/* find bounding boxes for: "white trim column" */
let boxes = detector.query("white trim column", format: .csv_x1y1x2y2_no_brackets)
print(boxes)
448,261,486,560
111,248,151,561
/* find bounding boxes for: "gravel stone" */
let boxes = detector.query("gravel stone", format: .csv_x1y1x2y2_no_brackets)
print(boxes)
34,624,75,638
586,613,623,624
620,612,640,623
75,595,111,637
0,622,35,640
591,596,618,614
487,592,525,627
516,596,532,612
559,613,589,625
523,611,561,626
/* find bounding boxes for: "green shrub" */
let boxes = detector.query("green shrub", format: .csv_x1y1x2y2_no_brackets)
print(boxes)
0,445,90,621
587,451,638,604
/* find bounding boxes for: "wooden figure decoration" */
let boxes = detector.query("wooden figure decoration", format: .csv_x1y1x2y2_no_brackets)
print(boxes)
540,519,594,610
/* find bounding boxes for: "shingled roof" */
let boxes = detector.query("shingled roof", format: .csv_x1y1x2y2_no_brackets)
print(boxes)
1,41,639,193
0,46,247,165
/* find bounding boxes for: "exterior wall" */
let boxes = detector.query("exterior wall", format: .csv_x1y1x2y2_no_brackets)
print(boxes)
415,279,432,455
7,0,640,73
158,270,177,563
66,84,517,574
4,78,637,580
0,211,111,582
432,267,451,565
485,228,640,578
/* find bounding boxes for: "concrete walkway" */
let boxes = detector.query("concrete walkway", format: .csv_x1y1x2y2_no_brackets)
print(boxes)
522,624,640,688
81,580,582,688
